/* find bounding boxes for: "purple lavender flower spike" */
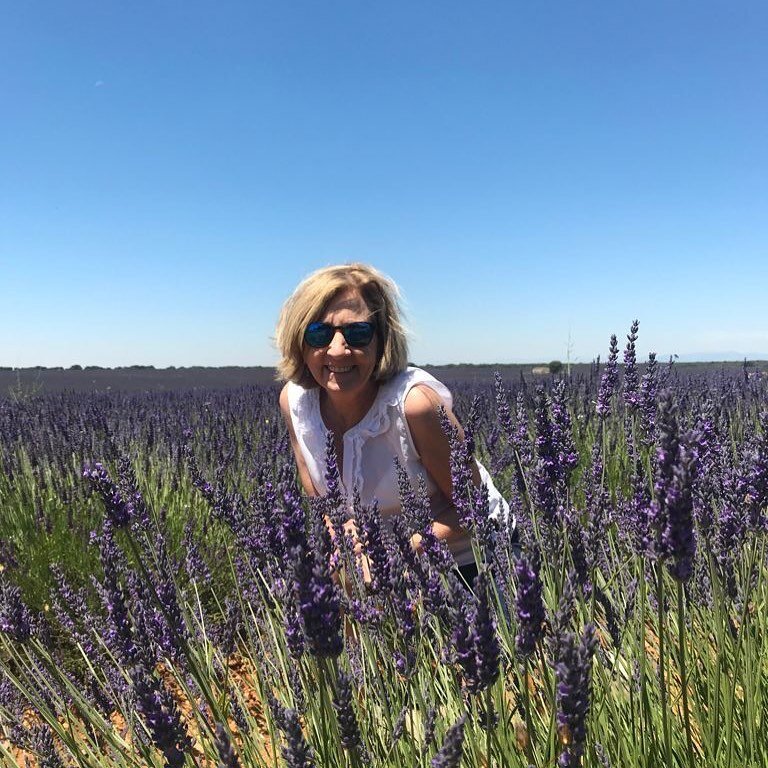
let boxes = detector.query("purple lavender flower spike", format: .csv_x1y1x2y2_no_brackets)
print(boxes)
50,563,100,659
323,430,342,500
284,594,305,659
691,399,722,539
639,352,659,441
218,597,242,657
550,379,579,485
534,388,557,481
411,479,455,574
333,669,369,759
734,409,768,531
83,462,133,527
494,371,515,439
622,320,641,411
549,573,578,660
532,389,559,524
514,391,534,469
214,722,241,768
714,501,740,599
0,665,24,725
394,458,421,527
423,566,451,621
422,706,438,755
94,520,136,664
464,395,481,457
182,520,210,585
567,519,590,591
281,486,307,551
53,593,121,706
449,576,475,672
146,529,188,660
131,661,192,768
660,441,697,582
30,723,64,768
228,688,251,735
449,571,500,695
515,554,545,660
388,565,418,655
595,335,619,418
258,477,286,566
595,741,613,767
431,714,467,768
291,537,343,658
0,581,34,642
645,390,697,581
280,708,317,768
439,406,480,529
390,512,426,586
471,570,501,693
555,624,598,768
356,497,395,594
500,389,533,502
183,438,214,499
117,455,151,530
392,705,407,742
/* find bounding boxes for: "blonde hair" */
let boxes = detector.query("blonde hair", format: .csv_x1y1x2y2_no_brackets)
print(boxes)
275,263,409,386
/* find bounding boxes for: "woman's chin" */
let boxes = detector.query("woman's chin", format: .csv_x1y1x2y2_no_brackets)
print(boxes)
323,372,357,391
321,368,377,398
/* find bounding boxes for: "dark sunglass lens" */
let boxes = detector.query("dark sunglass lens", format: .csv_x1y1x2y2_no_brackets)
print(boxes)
343,322,375,347
304,322,333,347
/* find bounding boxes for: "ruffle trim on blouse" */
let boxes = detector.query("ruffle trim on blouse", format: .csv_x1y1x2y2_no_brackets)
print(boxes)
287,367,454,500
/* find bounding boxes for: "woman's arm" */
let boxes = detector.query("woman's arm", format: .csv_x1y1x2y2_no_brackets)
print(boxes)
279,384,318,497
403,383,482,549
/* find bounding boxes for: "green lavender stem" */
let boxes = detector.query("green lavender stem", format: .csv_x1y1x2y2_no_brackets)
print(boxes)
677,580,695,768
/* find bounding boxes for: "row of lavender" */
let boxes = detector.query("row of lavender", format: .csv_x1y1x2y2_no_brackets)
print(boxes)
1,324,767,767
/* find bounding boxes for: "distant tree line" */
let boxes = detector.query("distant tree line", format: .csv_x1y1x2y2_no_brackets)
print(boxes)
0,365,161,371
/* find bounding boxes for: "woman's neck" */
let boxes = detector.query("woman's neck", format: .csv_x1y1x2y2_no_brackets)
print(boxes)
319,382,380,435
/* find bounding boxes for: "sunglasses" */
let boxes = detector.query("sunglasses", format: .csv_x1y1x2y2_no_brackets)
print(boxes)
304,321,376,349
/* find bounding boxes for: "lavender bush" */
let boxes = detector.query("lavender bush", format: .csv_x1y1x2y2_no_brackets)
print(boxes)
1,326,767,767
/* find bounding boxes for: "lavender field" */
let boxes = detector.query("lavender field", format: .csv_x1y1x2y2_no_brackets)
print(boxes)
1,326,767,767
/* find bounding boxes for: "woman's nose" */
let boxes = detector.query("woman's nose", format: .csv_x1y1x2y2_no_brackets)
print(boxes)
327,330,350,355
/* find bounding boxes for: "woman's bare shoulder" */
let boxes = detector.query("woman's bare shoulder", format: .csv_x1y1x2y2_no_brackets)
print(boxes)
404,382,464,441
403,382,444,416
279,381,295,418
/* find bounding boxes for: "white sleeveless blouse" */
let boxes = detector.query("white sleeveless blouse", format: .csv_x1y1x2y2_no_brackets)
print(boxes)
286,366,509,566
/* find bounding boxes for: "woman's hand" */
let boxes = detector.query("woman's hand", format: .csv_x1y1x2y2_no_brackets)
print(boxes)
327,517,373,587
343,520,373,585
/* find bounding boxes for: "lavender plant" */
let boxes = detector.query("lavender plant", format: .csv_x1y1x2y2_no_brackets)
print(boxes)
0,346,766,767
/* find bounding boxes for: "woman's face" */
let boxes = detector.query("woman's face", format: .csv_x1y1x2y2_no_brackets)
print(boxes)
303,287,380,399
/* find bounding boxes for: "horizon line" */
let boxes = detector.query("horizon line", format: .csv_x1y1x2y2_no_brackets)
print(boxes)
4,358,768,372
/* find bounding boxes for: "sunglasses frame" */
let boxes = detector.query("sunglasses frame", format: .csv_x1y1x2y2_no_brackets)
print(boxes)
303,321,377,349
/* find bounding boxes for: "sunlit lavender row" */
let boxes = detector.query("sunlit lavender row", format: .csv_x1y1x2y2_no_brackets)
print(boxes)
1,324,767,767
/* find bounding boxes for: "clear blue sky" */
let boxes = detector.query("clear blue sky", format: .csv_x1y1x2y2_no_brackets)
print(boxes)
2,1,766,367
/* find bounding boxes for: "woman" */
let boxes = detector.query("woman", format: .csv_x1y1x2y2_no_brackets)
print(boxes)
275,263,508,582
